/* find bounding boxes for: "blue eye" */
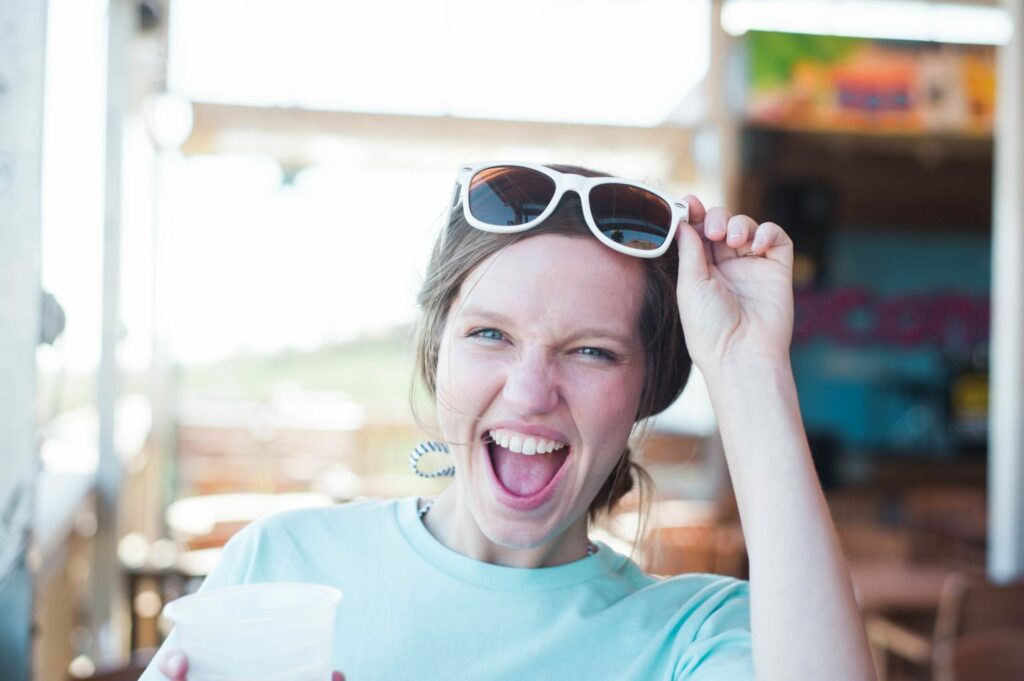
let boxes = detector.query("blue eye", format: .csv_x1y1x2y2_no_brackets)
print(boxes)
468,328,504,341
578,347,616,362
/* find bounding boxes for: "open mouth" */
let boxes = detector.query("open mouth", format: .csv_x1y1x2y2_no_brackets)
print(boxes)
484,431,571,509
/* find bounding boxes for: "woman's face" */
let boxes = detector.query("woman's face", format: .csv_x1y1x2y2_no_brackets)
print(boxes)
435,233,647,552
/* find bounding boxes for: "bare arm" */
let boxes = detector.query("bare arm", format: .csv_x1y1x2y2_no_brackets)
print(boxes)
673,194,875,680
704,361,874,681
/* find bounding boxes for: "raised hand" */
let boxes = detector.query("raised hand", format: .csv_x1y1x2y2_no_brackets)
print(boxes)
674,195,796,375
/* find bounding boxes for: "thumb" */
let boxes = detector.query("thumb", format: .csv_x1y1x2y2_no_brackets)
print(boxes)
675,220,710,288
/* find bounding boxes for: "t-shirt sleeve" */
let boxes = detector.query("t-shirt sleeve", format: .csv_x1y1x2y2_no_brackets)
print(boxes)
673,577,754,681
137,520,264,681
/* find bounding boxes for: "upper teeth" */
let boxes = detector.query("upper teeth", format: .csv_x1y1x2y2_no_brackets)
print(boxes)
488,429,567,456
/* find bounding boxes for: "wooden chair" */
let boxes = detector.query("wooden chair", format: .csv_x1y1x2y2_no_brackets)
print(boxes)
902,486,987,568
933,628,1024,681
866,572,1024,681
932,572,1024,644
837,522,913,564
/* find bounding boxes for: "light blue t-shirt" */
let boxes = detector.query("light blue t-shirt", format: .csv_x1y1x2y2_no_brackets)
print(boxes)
141,497,753,680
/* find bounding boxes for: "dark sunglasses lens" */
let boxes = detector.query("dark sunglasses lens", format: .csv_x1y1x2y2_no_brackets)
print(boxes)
589,184,672,251
468,166,556,227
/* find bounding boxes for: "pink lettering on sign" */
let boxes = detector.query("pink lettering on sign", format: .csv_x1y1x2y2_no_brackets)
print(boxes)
794,287,989,349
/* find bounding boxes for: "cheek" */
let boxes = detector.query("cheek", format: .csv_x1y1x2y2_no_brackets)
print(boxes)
564,365,645,424
562,369,644,479
434,339,504,425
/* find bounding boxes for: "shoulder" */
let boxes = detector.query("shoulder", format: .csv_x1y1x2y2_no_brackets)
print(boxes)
654,574,752,680
619,570,749,642
239,496,399,547
594,561,752,678
654,572,749,604
250,496,397,530
209,497,402,583
656,573,750,632
598,546,749,620
598,549,749,637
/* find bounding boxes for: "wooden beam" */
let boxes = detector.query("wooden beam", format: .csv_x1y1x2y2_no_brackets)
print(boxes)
182,102,696,184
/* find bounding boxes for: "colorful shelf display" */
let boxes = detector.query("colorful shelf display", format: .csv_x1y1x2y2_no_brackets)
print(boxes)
745,31,996,136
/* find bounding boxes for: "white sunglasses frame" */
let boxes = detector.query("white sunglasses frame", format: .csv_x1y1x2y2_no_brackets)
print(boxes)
452,161,689,259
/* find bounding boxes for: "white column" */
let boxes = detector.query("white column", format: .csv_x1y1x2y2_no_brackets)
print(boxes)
0,0,48,677
90,0,133,661
703,0,741,208
988,0,1024,583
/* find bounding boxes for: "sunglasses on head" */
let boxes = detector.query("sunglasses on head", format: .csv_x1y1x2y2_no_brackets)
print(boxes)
450,162,689,258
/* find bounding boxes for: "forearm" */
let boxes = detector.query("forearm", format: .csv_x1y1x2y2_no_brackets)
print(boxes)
703,361,874,681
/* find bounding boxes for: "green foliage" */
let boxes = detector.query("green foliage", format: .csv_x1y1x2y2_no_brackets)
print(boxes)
748,30,861,90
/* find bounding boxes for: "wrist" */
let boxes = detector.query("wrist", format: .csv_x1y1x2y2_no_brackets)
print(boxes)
697,355,794,387
702,360,810,470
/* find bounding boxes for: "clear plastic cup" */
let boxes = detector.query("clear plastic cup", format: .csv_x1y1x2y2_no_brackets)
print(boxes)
163,582,343,681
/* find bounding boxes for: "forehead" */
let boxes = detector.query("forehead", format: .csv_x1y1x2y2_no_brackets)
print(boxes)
452,234,646,337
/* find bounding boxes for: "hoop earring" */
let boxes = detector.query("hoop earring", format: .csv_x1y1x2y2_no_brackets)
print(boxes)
409,441,455,478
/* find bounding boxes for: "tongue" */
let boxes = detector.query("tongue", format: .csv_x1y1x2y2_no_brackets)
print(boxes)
490,442,569,496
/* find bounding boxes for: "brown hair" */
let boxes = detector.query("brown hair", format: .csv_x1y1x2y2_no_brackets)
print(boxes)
412,163,692,527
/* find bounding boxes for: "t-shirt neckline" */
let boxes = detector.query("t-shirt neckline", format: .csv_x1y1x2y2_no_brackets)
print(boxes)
394,496,626,591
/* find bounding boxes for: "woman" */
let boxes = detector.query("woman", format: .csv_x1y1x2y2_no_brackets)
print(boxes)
147,162,874,680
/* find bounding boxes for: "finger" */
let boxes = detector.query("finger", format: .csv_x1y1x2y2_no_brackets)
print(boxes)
675,220,711,287
681,194,706,226
332,672,346,681
713,214,759,263
750,221,795,268
702,206,732,241
158,650,188,680
725,214,758,250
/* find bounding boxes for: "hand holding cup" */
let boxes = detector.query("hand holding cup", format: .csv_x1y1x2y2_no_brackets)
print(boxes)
160,582,343,681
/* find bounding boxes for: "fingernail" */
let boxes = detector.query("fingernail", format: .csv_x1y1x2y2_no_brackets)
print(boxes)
167,653,185,675
709,223,725,236
728,226,742,240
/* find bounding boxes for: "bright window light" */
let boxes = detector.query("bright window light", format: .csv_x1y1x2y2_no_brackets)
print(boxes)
722,0,1012,45
167,0,710,127
41,0,108,373
165,156,451,364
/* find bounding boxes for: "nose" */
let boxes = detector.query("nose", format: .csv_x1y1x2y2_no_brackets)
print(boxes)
502,346,560,415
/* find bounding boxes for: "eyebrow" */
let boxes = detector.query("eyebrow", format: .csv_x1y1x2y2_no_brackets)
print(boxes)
459,307,638,349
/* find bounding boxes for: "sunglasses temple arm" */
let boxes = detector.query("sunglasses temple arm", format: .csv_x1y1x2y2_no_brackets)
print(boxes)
440,181,465,249
449,180,465,214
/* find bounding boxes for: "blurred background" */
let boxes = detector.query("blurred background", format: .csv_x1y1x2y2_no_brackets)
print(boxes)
2,0,1023,680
